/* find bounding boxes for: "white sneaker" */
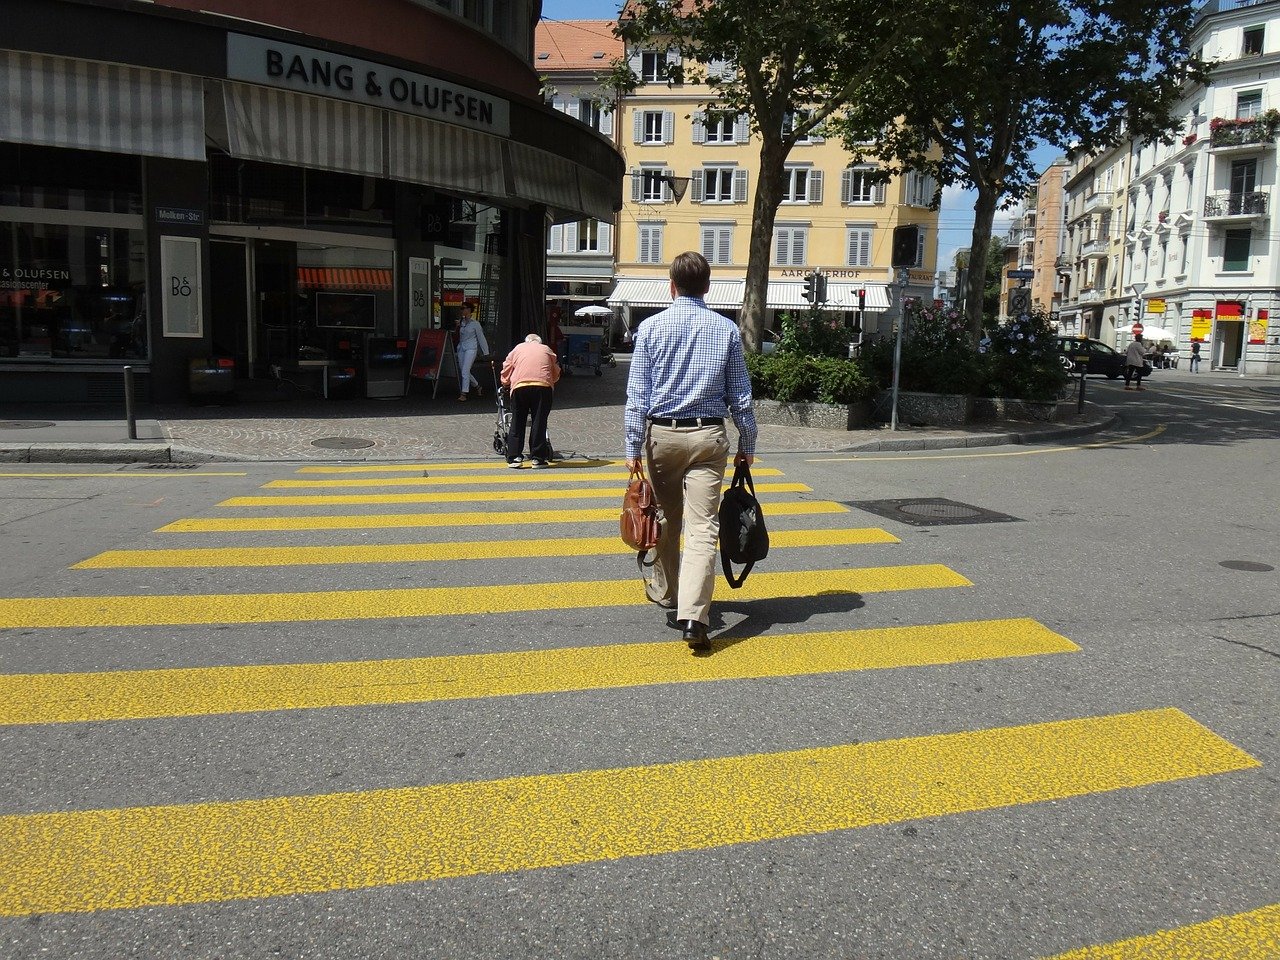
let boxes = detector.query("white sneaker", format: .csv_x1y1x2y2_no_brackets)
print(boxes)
507,459,523,469
532,460,549,469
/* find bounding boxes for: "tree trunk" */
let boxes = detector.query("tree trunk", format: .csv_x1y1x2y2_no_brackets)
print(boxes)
739,137,787,352
965,184,1000,339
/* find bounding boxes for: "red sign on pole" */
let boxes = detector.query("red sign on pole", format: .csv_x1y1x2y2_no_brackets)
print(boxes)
1132,322,1144,337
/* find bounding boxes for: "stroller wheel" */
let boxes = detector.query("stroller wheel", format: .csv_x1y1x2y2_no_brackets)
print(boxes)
493,433,505,454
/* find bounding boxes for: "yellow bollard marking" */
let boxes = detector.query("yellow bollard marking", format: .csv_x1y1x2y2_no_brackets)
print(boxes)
75,527,899,569
156,500,848,534
262,468,784,488
0,565,968,629
218,482,812,507
1041,902,1280,959
0,616,1049,726
0,710,1257,915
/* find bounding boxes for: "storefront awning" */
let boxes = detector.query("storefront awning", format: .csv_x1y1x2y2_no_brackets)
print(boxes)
298,268,393,291
608,278,745,310
766,281,889,312
609,277,889,313
0,51,204,161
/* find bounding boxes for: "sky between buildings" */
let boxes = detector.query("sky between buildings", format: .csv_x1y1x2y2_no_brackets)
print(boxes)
541,0,1062,276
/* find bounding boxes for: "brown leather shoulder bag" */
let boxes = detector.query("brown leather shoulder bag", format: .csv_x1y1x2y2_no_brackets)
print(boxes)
620,465,661,553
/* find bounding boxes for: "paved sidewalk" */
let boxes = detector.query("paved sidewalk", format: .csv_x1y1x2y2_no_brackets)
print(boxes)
1,363,1119,463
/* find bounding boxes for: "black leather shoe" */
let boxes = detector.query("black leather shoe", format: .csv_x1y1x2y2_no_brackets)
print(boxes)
679,619,710,651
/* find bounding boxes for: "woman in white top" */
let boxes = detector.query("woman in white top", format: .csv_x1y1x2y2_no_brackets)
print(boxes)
1123,335,1152,391
455,303,490,401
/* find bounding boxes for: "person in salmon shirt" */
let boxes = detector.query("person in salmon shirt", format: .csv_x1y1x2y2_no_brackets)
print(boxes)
500,333,561,468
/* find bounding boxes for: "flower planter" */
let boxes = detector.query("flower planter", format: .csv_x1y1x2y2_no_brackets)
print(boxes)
753,398,873,431
973,397,1065,422
874,390,972,426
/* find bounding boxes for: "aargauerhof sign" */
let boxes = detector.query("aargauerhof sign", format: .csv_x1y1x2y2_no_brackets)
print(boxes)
227,34,511,137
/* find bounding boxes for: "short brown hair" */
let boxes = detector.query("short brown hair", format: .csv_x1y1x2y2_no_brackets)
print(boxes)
669,251,711,297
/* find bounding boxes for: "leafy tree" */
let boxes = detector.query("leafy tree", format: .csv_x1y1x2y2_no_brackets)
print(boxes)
834,0,1204,338
607,0,914,351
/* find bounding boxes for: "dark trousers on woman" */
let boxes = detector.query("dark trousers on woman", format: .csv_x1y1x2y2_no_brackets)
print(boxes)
1123,363,1146,388
507,385,554,462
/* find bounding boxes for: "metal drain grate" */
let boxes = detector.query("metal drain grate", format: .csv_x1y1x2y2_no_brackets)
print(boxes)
138,463,200,469
0,421,55,429
312,437,376,449
847,498,1022,527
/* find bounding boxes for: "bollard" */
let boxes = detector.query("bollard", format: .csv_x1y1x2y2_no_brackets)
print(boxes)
1076,362,1087,414
123,365,138,440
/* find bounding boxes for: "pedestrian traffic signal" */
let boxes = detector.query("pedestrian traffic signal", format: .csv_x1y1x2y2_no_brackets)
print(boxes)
891,225,919,268
803,272,817,303
1008,287,1031,317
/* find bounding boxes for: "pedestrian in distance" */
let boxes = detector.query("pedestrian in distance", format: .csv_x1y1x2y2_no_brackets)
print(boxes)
501,333,560,468
624,251,757,652
456,302,489,401
1190,341,1202,373
1123,334,1153,391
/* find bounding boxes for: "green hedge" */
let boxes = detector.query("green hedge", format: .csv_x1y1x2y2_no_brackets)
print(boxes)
746,351,875,405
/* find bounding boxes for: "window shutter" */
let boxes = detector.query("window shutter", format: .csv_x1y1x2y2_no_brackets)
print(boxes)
701,227,715,260
662,111,675,144
633,111,644,144
809,169,824,203
733,168,748,202
665,47,681,79
653,225,662,263
566,100,580,119
734,114,749,143
551,97,565,114
775,230,789,265
691,170,704,203
718,228,731,264
630,169,642,203
859,230,872,266
599,222,612,252
599,109,614,137
874,181,886,204
662,168,674,202
810,127,824,144
792,231,807,265
639,226,650,264
841,168,852,204
563,222,578,252
691,112,706,144
548,224,563,253
628,50,642,74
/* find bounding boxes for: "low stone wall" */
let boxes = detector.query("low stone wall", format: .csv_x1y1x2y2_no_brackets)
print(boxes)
873,390,973,426
972,397,1067,422
753,398,872,431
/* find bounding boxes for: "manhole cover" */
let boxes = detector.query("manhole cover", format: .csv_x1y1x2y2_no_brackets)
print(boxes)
848,498,1022,527
140,463,200,469
312,437,376,449
1219,560,1275,572
0,421,55,429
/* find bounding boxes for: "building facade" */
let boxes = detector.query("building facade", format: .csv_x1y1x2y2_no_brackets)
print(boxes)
1032,158,1068,316
604,42,941,339
1,0,623,402
1059,143,1132,343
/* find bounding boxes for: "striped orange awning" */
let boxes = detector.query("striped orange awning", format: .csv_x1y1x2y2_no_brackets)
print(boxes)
298,268,392,291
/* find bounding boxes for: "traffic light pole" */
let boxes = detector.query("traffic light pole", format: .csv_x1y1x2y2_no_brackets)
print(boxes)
890,268,909,431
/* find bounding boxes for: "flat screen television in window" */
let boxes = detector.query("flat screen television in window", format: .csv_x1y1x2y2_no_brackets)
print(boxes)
316,292,377,330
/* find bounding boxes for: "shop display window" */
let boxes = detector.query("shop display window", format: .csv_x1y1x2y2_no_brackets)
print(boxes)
292,243,395,363
0,144,142,215
0,221,147,360
208,156,393,229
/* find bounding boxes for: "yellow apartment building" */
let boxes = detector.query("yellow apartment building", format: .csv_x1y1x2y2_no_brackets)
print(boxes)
605,42,942,340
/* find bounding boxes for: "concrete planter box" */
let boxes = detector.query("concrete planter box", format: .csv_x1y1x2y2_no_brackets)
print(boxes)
754,398,873,431
973,397,1066,422
874,390,973,426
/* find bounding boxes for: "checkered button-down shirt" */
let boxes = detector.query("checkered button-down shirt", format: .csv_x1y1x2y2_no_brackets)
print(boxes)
624,296,757,459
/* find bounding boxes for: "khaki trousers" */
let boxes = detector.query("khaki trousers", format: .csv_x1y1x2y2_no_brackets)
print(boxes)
644,422,729,625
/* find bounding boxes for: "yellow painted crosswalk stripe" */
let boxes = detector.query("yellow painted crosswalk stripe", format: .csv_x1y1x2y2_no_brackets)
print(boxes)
0,565,969,629
0,617,1053,726
296,460,622,473
262,468,784,488
75,527,899,569
1041,903,1280,959
220,482,812,507
0,709,1256,916
157,500,848,534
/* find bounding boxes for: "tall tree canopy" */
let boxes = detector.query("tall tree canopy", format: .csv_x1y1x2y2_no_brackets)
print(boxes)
609,0,913,351
834,0,1204,337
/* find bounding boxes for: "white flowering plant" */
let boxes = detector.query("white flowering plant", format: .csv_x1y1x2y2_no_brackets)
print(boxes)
982,306,1067,402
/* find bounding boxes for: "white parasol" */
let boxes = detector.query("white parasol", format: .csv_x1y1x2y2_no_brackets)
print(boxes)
574,305,613,318
1119,322,1176,343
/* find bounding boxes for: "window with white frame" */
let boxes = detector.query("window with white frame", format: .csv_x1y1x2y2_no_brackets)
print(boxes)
842,166,883,204
1236,89,1263,119
634,167,669,203
643,110,666,143
704,111,737,143
700,167,734,203
773,224,809,266
640,50,663,82
905,170,937,208
578,99,602,131
781,167,809,203
845,226,873,267
577,220,609,253
782,109,820,143
638,222,664,264
700,223,733,265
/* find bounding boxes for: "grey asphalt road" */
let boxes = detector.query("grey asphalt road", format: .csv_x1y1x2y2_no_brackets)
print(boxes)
0,376,1276,959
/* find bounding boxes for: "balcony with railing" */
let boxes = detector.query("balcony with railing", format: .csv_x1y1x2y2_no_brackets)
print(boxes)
1080,236,1108,259
1209,112,1280,152
1203,190,1269,220
1077,288,1104,306
1082,191,1112,215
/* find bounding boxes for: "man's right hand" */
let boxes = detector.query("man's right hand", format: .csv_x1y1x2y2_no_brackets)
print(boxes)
735,451,755,467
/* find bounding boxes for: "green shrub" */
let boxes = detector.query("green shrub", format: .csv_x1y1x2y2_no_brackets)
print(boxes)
980,306,1067,402
775,308,855,359
746,351,875,405
860,302,984,395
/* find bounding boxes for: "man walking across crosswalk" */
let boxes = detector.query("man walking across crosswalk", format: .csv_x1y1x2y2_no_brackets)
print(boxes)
624,251,757,650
